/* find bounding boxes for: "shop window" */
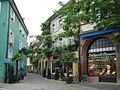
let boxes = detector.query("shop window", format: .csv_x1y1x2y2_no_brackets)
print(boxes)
88,38,116,77
52,60,62,73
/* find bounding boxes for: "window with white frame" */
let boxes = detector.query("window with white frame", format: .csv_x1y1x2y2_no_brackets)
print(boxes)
9,30,15,46
19,23,26,37
19,40,23,50
52,23,55,33
10,8,15,22
22,30,27,37
58,18,62,30
19,23,22,32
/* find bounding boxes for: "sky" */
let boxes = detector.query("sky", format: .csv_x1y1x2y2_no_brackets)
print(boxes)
14,0,69,42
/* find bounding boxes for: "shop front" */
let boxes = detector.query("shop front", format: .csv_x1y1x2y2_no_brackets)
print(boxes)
87,38,117,82
80,29,120,83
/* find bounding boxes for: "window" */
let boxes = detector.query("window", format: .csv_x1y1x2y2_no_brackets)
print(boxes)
58,18,62,30
10,8,15,22
9,30,15,46
52,60,62,74
19,23,26,37
88,38,114,53
19,40,23,50
52,23,55,32
88,38,116,76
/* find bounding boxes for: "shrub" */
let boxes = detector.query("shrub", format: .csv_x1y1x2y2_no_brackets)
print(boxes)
54,70,59,80
47,68,51,79
60,69,65,81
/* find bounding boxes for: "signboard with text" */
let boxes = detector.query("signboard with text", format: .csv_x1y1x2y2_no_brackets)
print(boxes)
8,49,13,59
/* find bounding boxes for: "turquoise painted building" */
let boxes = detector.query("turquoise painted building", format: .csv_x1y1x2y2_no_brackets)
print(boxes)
0,0,29,82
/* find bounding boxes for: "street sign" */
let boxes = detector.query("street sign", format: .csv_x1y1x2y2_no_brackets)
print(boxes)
4,58,11,63
8,48,13,59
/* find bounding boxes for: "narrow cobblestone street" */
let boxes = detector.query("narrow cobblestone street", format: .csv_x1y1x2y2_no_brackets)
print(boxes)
0,73,120,90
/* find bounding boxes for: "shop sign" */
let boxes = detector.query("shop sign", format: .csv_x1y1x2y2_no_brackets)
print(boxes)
4,58,11,63
89,52,116,58
8,48,13,59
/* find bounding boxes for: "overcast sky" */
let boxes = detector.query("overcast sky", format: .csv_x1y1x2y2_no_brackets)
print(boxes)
14,0,68,42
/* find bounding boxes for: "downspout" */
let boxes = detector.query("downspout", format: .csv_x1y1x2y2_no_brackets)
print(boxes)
78,22,81,82
4,1,10,83
6,0,10,58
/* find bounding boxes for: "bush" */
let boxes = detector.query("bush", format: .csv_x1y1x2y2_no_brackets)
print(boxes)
60,69,65,81
47,68,51,79
54,70,59,80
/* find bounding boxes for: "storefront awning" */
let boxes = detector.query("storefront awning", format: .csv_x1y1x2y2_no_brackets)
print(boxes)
80,29,117,38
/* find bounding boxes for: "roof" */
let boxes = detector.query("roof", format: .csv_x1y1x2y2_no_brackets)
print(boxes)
8,0,29,35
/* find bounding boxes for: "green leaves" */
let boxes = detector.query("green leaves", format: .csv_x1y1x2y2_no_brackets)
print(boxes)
56,0,120,45
12,53,22,61
19,47,30,56
59,52,76,63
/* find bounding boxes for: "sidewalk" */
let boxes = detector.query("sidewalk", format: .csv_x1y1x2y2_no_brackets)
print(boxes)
0,73,119,90
40,75,120,90
79,82,120,90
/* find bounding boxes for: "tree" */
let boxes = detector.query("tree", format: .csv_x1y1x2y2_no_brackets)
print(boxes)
55,0,120,82
59,52,76,83
57,0,120,45
32,21,53,77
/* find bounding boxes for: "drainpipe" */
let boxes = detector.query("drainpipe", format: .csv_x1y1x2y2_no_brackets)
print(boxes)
4,2,10,83
78,22,81,82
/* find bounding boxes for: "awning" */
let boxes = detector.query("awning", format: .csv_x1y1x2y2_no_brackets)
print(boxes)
80,29,117,38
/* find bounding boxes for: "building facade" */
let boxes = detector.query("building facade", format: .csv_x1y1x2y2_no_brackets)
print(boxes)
0,0,28,82
79,23,120,83
37,14,77,79
37,1,120,83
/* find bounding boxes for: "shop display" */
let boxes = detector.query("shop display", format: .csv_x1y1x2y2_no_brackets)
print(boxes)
88,52,117,77
87,38,117,82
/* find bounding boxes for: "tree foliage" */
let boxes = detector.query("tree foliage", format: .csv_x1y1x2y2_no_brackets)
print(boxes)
12,53,22,61
59,52,76,63
57,0,120,44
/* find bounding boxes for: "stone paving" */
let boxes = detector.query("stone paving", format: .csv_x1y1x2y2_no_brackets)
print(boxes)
0,73,120,90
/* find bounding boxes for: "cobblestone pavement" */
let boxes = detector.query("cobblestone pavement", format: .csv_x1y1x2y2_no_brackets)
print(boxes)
0,73,120,90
